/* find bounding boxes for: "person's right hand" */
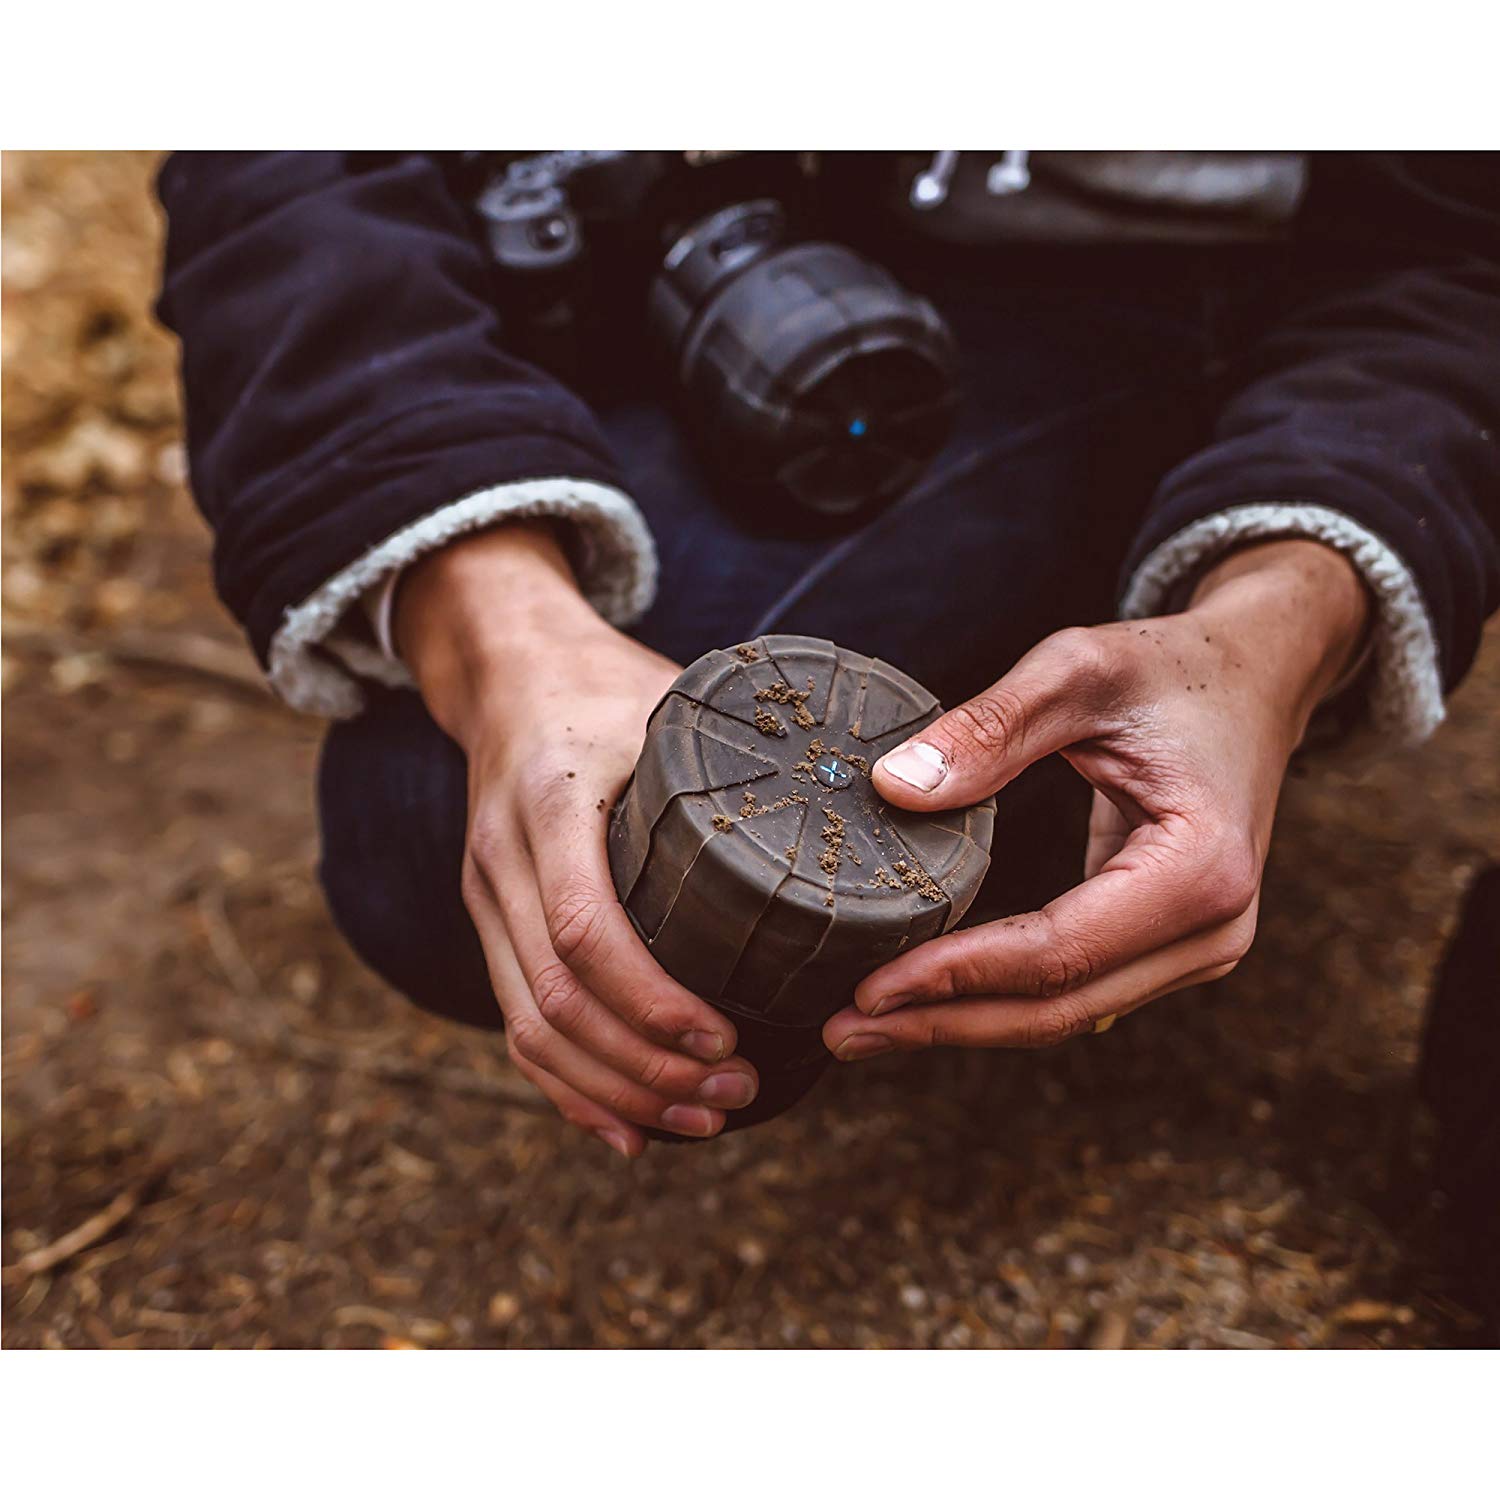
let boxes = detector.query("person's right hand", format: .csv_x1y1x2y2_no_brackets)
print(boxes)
396,522,759,1157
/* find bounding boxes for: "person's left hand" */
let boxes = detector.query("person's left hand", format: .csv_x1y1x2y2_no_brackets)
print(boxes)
823,539,1371,1061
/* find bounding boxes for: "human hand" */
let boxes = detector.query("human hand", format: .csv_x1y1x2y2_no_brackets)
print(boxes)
823,539,1371,1059
398,523,758,1156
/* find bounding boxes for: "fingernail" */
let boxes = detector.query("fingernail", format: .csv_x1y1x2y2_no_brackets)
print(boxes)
697,1071,756,1108
594,1128,634,1158
878,740,947,792
835,1033,896,1062
678,1029,726,1063
866,992,912,1018
661,1104,718,1137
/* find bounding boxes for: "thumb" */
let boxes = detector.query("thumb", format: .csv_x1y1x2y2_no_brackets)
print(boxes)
873,628,1119,809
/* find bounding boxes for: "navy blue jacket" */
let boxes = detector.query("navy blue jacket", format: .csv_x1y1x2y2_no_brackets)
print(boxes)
156,152,1500,704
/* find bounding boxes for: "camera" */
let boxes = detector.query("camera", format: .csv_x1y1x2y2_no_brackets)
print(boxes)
473,151,958,520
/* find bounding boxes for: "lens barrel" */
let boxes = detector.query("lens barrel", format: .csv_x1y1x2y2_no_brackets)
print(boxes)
649,202,958,517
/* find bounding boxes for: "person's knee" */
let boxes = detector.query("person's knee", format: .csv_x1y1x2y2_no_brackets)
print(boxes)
316,688,499,1031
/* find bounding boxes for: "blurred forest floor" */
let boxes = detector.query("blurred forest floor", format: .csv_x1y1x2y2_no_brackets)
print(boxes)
3,151,1497,1349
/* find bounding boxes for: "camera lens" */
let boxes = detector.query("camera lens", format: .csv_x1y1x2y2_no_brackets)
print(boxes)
650,202,957,518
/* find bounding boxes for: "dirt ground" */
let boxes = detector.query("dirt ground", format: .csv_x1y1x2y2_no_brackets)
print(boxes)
3,151,1497,1349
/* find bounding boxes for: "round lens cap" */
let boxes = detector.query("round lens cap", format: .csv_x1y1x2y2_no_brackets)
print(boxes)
610,635,996,1039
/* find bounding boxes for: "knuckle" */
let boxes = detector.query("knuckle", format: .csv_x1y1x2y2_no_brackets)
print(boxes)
1234,907,1260,953
465,812,512,875
927,967,962,1004
921,1019,956,1050
945,689,1024,764
1048,624,1106,672
517,754,579,821
603,1080,649,1121
1026,912,1096,996
530,960,585,1032
1207,914,1257,972
1046,626,1124,695
635,1047,675,1091
1020,996,1094,1049
911,952,964,1003
1033,942,1096,998
459,857,488,910
623,995,680,1045
1201,838,1260,922
506,1015,549,1068
545,883,612,971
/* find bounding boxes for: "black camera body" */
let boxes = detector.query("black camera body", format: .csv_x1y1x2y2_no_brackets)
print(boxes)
473,151,957,520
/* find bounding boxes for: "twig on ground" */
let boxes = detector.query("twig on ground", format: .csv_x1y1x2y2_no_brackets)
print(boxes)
4,621,270,696
2,1169,166,1283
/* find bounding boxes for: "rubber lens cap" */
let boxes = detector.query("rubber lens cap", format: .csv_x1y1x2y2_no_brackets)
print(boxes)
610,635,995,1134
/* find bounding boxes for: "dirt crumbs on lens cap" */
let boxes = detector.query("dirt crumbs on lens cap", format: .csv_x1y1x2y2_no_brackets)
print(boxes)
755,678,816,730
892,857,945,903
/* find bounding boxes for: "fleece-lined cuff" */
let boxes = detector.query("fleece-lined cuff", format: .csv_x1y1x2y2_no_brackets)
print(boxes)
266,478,658,718
1120,501,1445,747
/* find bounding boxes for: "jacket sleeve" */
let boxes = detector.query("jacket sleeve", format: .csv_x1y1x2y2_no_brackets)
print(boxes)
156,151,656,717
1120,153,1500,746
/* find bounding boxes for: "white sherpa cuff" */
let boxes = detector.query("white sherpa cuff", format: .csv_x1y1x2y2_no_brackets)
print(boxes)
266,478,658,718
1120,502,1445,747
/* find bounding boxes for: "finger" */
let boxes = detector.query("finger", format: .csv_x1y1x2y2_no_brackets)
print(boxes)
464,846,728,1137
827,963,1225,1055
854,823,1259,1013
509,1047,649,1158
466,849,724,1139
826,930,1246,1056
506,992,727,1138
518,796,741,1063
486,856,758,1112
1084,789,1130,880
471,897,647,1158
873,627,1127,810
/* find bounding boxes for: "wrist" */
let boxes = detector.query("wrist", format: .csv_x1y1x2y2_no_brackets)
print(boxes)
1186,539,1373,726
397,522,603,746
